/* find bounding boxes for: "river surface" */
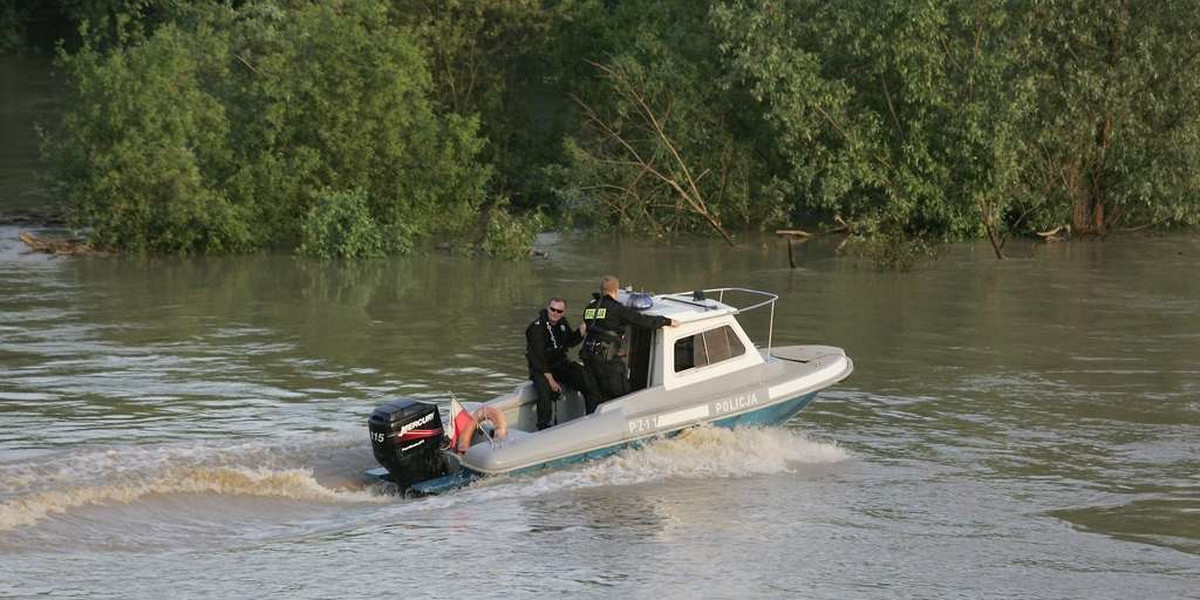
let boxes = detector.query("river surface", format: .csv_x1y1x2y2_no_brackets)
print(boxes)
0,225,1197,599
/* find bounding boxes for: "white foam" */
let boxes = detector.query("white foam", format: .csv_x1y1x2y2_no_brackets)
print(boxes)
0,430,364,494
0,430,384,531
0,427,848,530
428,426,850,507
0,465,385,531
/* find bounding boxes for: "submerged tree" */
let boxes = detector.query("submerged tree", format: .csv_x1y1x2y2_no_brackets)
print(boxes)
1018,0,1200,235
568,59,734,245
45,0,491,256
714,0,1025,258
713,0,1200,258
388,0,562,210
555,0,779,241
38,0,1200,259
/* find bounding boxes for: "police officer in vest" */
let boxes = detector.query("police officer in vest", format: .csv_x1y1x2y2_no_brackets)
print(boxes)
580,276,678,411
526,297,601,430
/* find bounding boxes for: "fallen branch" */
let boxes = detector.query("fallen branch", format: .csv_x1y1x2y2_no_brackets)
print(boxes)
574,60,735,246
1035,224,1071,242
234,54,261,77
18,231,109,256
1112,220,1168,233
775,229,812,238
826,215,855,234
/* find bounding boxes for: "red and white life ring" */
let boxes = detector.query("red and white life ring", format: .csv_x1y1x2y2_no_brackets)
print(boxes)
454,406,507,453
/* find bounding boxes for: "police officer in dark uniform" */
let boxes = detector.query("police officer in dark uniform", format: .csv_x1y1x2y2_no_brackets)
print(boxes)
580,276,678,412
526,297,601,430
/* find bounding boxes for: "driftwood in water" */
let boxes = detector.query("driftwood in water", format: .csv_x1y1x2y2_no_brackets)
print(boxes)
775,220,857,268
775,229,812,238
775,229,815,269
775,217,865,268
1035,224,1071,243
18,231,109,256
827,216,854,235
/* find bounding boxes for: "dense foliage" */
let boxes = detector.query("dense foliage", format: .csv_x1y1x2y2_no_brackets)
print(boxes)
28,0,1200,258
714,0,1200,257
45,1,502,256
547,1,778,243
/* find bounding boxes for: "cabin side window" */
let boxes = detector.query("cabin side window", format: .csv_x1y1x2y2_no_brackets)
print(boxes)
673,325,746,373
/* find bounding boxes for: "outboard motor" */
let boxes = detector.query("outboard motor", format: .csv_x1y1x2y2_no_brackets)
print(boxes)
368,398,448,489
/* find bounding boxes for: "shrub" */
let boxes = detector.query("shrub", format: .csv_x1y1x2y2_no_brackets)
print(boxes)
479,198,544,259
298,189,388,259
45,0,491,255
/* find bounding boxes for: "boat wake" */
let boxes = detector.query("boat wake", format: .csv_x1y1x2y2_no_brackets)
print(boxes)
0,433,385,532
430,426,850,507
1,427,847,532
589,425,849,483
0,465,384,531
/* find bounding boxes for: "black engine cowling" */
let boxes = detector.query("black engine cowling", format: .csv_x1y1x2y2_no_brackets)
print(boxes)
368,398,448,488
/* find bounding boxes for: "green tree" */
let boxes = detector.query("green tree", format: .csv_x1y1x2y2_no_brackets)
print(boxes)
388,0,567,210
714,0,1200,256
46,0,493,256
554,0,781,242
48,18,245,252
715,1,1031,257
40,0,1200,259
1018,0,1200,235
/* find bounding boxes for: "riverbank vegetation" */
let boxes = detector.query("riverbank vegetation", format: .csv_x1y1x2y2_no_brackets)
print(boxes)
13,0,1200,259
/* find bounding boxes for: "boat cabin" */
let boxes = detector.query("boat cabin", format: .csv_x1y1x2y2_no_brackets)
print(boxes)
491,288,777,431
622,289,767,394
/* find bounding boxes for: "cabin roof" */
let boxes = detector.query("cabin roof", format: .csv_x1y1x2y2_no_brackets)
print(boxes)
618,291,738,324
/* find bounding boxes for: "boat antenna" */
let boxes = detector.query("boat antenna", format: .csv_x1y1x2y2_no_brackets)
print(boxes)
767,299,775,355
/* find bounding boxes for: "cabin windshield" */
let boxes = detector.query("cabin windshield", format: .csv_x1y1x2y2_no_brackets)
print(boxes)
673,325,746,372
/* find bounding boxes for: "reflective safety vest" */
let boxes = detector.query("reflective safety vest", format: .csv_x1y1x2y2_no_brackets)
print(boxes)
582,307,608,321
581,295,625,360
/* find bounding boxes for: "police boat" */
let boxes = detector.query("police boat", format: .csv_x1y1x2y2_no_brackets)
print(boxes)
366,288,853,495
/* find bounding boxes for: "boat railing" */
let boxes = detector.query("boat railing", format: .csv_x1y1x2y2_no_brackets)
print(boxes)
661,287,780,354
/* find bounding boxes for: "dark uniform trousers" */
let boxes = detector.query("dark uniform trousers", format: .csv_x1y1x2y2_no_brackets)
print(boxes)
531,362,597,429
582,353,628,411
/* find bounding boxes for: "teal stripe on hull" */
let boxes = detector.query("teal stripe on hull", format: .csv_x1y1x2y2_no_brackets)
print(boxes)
712,390,817,429
410,391,819,495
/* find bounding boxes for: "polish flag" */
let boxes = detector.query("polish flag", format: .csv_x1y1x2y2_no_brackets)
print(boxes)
446,397,476,452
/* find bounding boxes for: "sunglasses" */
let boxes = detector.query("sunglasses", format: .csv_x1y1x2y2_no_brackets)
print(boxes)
548,307,565,314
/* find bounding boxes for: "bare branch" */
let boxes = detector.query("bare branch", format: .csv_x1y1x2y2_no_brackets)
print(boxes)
880,74,904,139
